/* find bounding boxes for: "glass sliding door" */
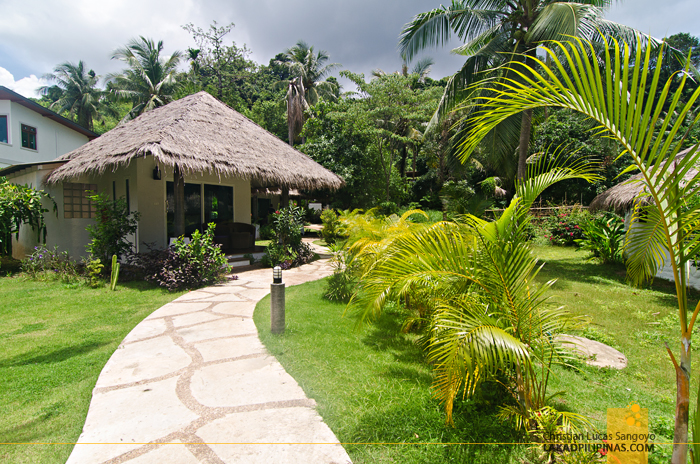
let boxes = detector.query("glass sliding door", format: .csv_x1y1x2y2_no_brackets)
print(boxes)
166,182,202,237
204,185,234,225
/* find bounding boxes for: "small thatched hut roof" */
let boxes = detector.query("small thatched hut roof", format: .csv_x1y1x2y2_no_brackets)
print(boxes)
589,148,696,214
46,91,344,190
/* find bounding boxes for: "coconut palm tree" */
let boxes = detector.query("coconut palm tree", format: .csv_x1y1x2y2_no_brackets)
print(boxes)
399,0,642,181
458,34,700,464
109,37,183,121
39,61,112,131
277,41,340,146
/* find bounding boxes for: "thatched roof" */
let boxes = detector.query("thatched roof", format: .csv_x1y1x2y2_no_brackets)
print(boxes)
589,148,697,214
46,91,344,190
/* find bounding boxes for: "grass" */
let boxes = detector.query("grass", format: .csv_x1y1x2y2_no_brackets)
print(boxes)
312,239,327,247
533,245,698,462
254,246,694,463
0,276,183,464
255,239,272,247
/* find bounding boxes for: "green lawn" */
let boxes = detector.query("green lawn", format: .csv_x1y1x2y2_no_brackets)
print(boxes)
0,277,183,464
254,246,692,463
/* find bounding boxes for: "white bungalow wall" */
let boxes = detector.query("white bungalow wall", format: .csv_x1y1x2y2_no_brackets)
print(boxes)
0,100,90,167
9,157,252,260
624,210,700,291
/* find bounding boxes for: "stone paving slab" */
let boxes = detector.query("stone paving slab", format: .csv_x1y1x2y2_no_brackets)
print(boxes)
66,257,351,464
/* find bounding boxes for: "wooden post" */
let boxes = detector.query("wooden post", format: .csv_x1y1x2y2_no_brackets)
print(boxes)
173,164,185,237
281,187,289,208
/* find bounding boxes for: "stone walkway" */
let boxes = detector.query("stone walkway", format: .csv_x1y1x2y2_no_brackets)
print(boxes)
66,252,351,464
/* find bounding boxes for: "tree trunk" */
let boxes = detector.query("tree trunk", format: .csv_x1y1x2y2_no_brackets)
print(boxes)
173,164,185,237
516,48,537,182
671,340,691,463
517,109,532,181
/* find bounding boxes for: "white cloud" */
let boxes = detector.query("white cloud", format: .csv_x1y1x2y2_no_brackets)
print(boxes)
0,66,47,98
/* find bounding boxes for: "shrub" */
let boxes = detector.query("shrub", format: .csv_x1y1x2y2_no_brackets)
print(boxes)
86,193,140,263
575,213,625,264
159,224,229,291
541,207,588,246
320,209,343,244
0,177,53,255
324,244,357,302
130,224,230,291
259,224,275,240
84,256,104,288
377,201,398,216
21,245,79,283
263,205,313,268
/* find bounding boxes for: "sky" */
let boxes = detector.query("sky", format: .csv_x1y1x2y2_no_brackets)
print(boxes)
0,0,698,98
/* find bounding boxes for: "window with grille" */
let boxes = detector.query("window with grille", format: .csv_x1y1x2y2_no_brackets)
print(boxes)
63,183,97,219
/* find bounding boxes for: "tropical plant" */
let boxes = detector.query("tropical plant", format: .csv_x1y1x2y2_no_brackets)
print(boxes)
85,193,140,263
541,207,588,246
150,223,229,291
262,205,314,268
276,41,340,145
320,209,343,244
39,61,114,131
575,213,625,264
0,177,53,255
457,34,700,463
21,245,78,283
399,0,645,181
109,37,183,121
346,156,599,426
110,254,120,291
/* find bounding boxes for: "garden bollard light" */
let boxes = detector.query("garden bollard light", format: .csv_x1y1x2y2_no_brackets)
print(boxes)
271,265,285,334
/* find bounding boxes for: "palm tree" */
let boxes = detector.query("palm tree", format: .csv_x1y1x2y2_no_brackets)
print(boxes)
109,37,183,121
399,0,641,181
347,157,600,425
277,41,340,146
458,34,700,464
39,61,111,131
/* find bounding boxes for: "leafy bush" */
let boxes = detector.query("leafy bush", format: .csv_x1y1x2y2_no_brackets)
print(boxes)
323,244,357,302
263,205,314,268
0,255,22,274
130,224,230,291
575,213,625,264
377,201,398,216
320,209,344,244
440,180,492,218
158,224,229,291
0,177,53,255
21,245,79,283
541,207,588,246
258,224,275,240
84,256,104,288
86,193,140,263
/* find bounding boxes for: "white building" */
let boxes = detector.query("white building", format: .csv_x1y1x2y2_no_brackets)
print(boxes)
0,86,97,168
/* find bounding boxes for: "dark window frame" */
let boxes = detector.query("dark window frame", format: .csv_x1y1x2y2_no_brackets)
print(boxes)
21,123,37,150
0,115,8,144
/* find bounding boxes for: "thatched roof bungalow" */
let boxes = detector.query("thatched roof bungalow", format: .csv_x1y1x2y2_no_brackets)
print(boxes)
2,92,343,259
589,148,696,214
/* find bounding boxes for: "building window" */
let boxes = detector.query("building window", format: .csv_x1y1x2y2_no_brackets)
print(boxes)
0,115,7,144
64,183,97,219
21,124,37,150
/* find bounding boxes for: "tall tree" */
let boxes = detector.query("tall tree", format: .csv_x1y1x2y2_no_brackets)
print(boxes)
39,61,112,131
277,41,341,146
399,0,641,181
459,35,700,464
109,37,183,121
